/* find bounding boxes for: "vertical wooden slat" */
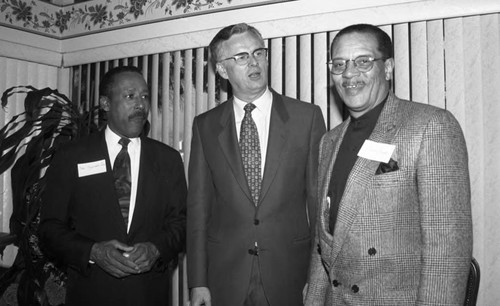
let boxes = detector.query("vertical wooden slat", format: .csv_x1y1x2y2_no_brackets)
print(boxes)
132,57,139,67
141,55,149,84
151,54,160,140
121,58,128,66
393,23,410,100
57,67,71,99
444,18,466,124
462,15,484,269
173,51,182,151
313,32,328,130
327,31,343,130
94,62,101,125
76,65,82,109
195,48,205,115
299,34,312,102
285,36,297,99
426,20,446,109
85,63,91,111
270,37,283,94
207,60,216,111
463,15,482,139
219,79,228,103
184,49,193,169
113,59,119,68
480,14,500,306
161,53,172,146
410,21,428,104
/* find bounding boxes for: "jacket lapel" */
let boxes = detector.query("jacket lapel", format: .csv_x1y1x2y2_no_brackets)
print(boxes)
96,131,129,235
259,91,289,205
217,99,253,203
127,138,156,237
328,92,402,264
318,120,349,245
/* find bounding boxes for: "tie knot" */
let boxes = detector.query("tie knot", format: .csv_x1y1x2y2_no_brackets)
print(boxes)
119,137,130,148
244,103,256,113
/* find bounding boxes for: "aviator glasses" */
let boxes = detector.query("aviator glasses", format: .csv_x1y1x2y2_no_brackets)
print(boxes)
328,56,387,75
220,48,268,66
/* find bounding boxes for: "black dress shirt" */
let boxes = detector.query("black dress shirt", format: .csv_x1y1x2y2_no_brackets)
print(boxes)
328,97,387,234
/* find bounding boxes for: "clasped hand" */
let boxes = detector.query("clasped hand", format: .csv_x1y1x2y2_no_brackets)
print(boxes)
90,240,160,278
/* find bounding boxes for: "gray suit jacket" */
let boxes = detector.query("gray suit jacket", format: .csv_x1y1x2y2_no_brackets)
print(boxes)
305,92,472,305
187,89,325,305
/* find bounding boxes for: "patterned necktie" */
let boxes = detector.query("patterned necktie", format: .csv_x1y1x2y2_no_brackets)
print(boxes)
113,137,131,227
240,103,262,205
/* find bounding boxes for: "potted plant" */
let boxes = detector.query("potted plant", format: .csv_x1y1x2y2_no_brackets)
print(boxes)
0,85,102,305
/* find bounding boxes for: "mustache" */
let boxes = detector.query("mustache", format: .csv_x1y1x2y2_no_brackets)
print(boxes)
129,110,147,120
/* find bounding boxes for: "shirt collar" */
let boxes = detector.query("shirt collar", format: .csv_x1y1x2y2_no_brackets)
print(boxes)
234,87,272,116
105,126,140,148
350,93,388,129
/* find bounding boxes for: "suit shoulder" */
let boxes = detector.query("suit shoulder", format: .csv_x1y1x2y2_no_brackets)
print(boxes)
142,137,181,156
397,98,459,125
54,132,101,154
281,95,321,112
194,100,229,122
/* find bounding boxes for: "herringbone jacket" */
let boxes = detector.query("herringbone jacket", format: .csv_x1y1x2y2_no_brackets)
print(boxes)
305,92,472,306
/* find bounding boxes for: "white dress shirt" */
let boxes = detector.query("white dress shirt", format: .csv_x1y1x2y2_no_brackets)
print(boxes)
105,127,141,233
233,88,273,178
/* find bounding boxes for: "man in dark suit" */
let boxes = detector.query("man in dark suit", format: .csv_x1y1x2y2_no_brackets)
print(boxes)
187,23,326,306
305,24,472,305
39,66,187,306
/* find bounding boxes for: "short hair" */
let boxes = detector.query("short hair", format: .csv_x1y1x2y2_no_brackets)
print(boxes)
208,23,264,68
99,66,144,98
331,24,393,59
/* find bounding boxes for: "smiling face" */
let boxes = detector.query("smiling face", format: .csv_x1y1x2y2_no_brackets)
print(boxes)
216,31,268,102
100,71,150,138
330,32,394,118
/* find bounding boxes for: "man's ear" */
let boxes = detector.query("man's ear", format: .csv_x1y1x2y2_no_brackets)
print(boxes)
216,63,229,80
384,58,395,81
99,96,110,111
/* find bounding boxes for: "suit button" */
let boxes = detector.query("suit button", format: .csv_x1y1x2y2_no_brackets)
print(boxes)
368,247,377,256
352,285,359,293
254,219,260,225
332,280,339,287
248,247,259,256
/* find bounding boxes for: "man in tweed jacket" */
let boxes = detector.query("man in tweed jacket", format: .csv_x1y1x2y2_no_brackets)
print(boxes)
305,24,472,305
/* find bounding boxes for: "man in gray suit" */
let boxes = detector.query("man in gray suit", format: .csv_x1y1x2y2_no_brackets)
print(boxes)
187,23,325,306
305,24,472,305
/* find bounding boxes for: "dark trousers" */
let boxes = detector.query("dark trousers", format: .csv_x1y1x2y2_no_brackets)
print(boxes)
243,256,270,306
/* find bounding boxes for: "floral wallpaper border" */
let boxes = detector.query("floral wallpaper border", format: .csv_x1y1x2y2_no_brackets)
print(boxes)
1,0,290,38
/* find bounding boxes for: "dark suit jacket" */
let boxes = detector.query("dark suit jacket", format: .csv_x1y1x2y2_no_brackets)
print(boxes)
306,92,472,305
39,130,187,306
187,90,326,305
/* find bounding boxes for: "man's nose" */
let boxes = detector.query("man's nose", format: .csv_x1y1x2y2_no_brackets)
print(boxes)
248,54,259,66
342,60,360,78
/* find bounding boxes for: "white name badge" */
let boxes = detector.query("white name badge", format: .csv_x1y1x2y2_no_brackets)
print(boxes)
357,140,395,163
78,160,107,177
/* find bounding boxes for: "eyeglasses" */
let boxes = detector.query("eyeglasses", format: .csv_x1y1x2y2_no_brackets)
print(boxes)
219,48,268,66
327,56,387,75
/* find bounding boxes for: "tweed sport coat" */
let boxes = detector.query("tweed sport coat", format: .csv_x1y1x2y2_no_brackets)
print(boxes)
305,92,473,305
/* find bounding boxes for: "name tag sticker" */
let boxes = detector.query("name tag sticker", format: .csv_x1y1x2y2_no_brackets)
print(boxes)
78,160,107,177
357,140,395,163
